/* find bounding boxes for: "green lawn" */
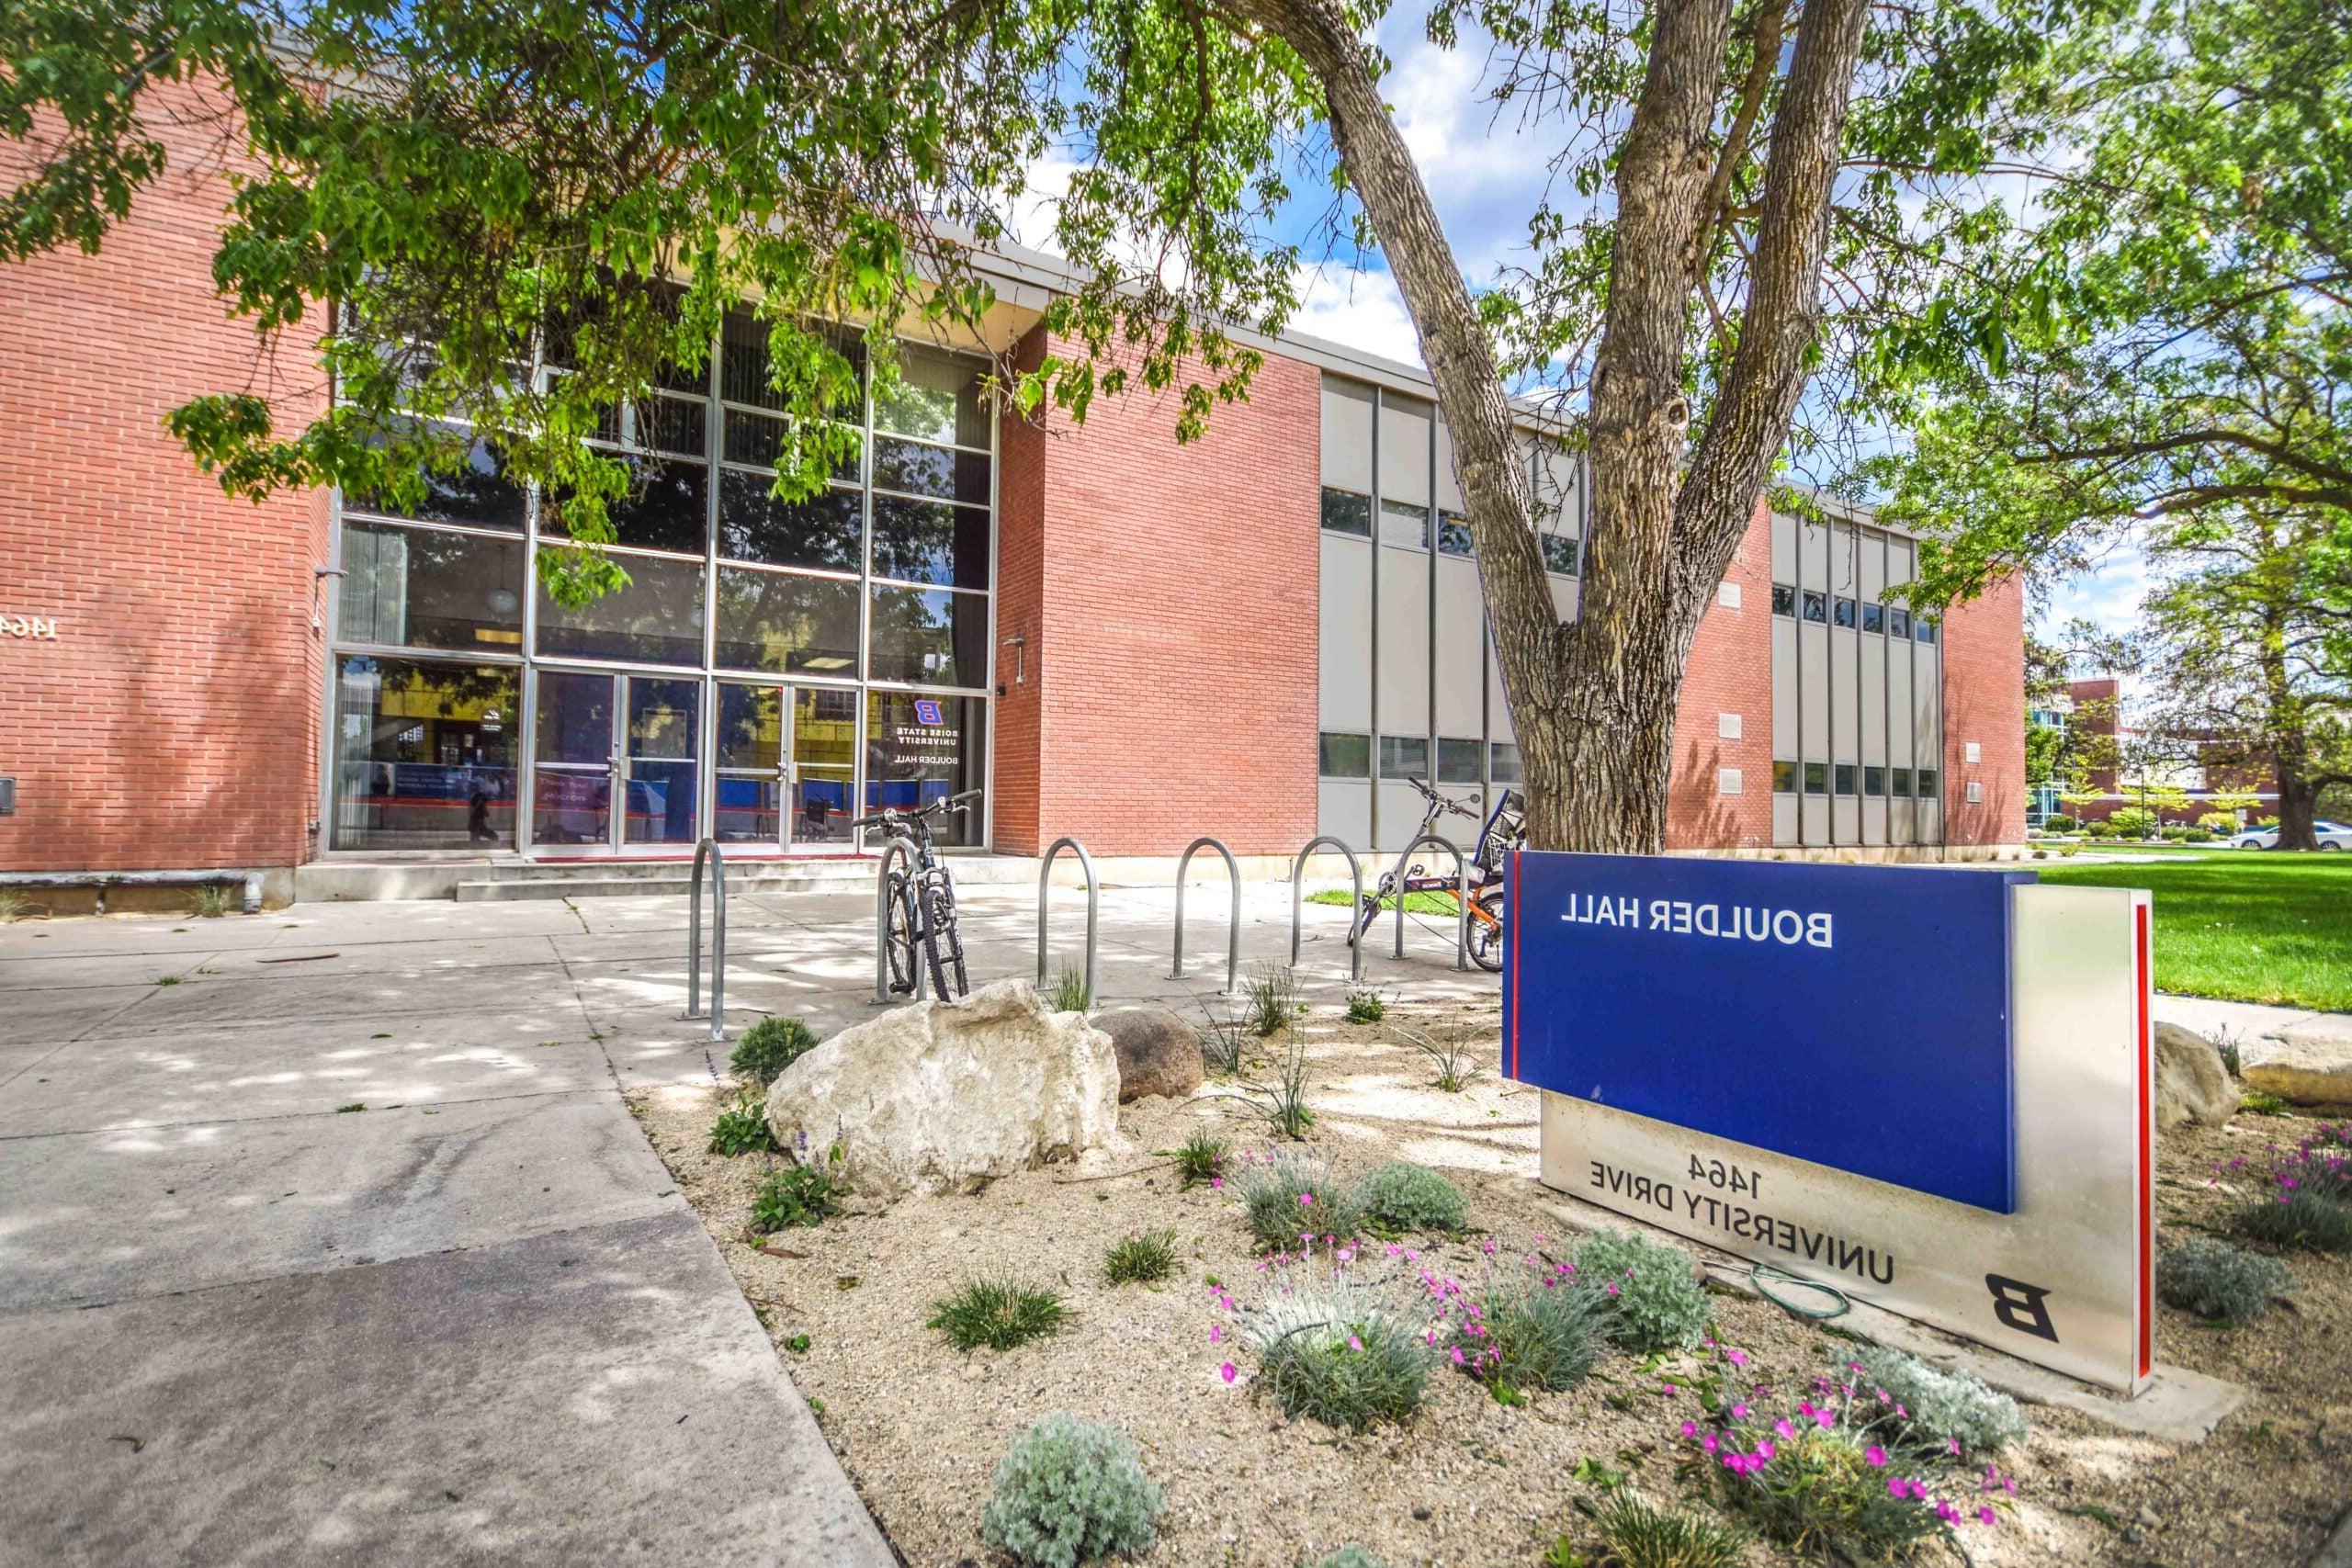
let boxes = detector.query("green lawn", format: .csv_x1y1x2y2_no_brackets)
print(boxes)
2026,852,2352,1013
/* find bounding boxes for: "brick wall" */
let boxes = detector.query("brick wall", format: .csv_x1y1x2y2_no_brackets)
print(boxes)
990,331,1321,856
0,80,329,874
1942,572,2026,845
1667,499,1775,850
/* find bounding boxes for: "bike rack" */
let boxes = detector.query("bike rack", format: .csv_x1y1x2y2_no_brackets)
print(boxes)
1289,836,1365,983
1036,837,1099,1003
1389,832,1474,971
873,834,927,1005
685,839,727,1040
1169,836,1241,994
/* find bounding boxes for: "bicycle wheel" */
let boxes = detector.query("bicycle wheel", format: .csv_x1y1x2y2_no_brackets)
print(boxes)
1348,874,1396,948
1467,887,1506,973
883,871,922,995
922,875,969,999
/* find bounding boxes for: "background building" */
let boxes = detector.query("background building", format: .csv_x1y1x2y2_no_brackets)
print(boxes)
2052,677,2277,827
0,99,2025,903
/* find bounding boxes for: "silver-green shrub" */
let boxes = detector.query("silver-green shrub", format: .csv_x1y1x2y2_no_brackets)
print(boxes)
980,1415,1163,1568
1245,1278,1434,1431
1575,1229,1710,1353
1234,1155,1365,1251
1309,1548,1385,1568
1360,1160,1467,1232
1849,1345,2028,1457
2156,1236,2295,1324
1461,1263,1608,1394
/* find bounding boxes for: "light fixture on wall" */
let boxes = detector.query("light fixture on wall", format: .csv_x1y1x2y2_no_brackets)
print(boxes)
1001,633,1028,687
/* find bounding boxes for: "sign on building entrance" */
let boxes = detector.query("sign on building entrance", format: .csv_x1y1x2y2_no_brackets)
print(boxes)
1504,852,2154,1394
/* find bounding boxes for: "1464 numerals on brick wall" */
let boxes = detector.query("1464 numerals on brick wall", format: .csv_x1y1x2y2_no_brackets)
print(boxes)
1,615,60,639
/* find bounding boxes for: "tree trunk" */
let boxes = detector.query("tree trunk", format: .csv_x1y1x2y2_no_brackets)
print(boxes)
2256,591,2320,851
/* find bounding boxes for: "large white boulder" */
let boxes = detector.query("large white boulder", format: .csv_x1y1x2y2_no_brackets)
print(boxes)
2153,1021,2237,1131
763,978,1120,1201
2243,1027,2352,1108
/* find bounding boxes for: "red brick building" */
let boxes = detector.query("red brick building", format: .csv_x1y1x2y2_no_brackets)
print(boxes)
2052,677,2275,827
0,93,2023,902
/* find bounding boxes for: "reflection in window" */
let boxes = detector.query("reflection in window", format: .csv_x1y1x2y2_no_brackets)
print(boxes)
1320,488,1371,537
1379,735,1429,780
1490,742,1521,784
1917,769,1939,800
723,409,859,479
1542,534,1578,575
1379,499,1429,550
865,692,986,845
1917,617,1939,645
868,585,987,687
1865,764,1886,795
1887,606,1912,637
872,494,989,589
1318,732,1370,777
340,523,525,651
1437,510,1473,557
875,346,990,447
549,457,707,555
535,551,707,665
1771,760,1796,793
1892,766,1914,796
1803,761,1827,794
1771,583,1796,616
1438,738,1483,784
1862,602,1884,633
721,311,865,411
718,471,861,571
1833,596,1857,628
331,656,518,851
712,568,862,675
347,422,527,531
1802,590,1827,624
1834,763,1857,795
594,394,706,457
872,436,989,504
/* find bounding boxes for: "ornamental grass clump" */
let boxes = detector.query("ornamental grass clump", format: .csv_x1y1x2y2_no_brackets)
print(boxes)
1245,1277,1433,1431
1585,1492,1745,1568
1436,1258,1608,1399
1172,1128,1229,1189
1242,962,1300,1037
928,1277,1069,1351
980,1415,1162,1568
2233,1186,2352,1252
1577,1229,1711,1353
2156,1236,2295,1324
707,1093,778,1156
1235,1155,1364,1252
1103,1228,1178,1285
1361,1160,1468,1233
1848,1346,2028,1459
729,1015,819,1088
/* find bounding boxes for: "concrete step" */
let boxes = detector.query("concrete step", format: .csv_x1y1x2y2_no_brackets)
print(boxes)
454,864,880,902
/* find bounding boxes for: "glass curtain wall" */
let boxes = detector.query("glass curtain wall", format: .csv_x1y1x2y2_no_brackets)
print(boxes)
327,310,994,852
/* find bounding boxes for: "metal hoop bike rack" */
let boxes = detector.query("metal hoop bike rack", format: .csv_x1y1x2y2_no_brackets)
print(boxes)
1168,836,1241,994
1036,837,1100,1002
685,839,727,1039
1288,836,1365,983
872,834,927,1005
1388,832,1474,971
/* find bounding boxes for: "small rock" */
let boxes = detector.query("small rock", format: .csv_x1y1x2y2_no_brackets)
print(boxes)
2154,1022,2237,1130
1092,1007,1206,1102
1412,1506,1431,1521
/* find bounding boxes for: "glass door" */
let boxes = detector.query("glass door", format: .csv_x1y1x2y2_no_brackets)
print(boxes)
713,682,786,850
709,682,859,851
788,686,857,848
531,671,700,852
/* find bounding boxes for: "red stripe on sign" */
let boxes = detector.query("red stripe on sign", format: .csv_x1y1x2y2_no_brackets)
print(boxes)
2135,900,2154,1380
1509,849,1521,1080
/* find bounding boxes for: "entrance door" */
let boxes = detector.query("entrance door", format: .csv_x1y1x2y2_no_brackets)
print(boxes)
531,670,701,852
710,682,857,851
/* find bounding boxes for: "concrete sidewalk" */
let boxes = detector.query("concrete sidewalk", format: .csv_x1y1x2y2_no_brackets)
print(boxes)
0,879,2329,1562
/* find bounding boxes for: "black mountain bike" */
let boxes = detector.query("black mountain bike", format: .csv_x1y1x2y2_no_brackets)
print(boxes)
1346,777,1524,972
851,789,978,1000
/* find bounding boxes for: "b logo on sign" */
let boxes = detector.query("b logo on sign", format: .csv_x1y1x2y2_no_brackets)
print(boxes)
912,699,944,726
1984,1274,2057,1342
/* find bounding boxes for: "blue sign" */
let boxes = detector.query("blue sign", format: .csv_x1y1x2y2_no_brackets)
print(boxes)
912,699,944,726
1503,853,2033,1213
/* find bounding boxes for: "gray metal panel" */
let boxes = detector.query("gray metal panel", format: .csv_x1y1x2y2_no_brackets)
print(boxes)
1487,617,1515,741
1375,545,1430,736
1375,781,1429,852
1317,778,1372,850
1772,792,1798,843
1833,796,1860,841
1860,635,1887,764
1917,639,1942,795
1919,801,1942,843
1319,534,1373,731
1434,419,1464,513
1831,625,1859,761
1889,636,1916,769
1801,794,1830,842
1433,555,1484,739
1532,440,1579,532
1863,795,1887,846
1770,510,1797,584
1549,576,1580,624
1379,394,1432,505
1321,378,1374,492
1799,623,1829,761
1771,615,1798,759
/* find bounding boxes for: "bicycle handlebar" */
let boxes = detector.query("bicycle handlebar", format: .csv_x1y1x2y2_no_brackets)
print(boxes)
1408,776,1482,820
845,790,982,835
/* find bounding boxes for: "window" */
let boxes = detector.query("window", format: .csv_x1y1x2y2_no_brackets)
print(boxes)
1861,602,1883,634
865,692,986,846
1802,590,1827,624
1834,762,1857,795
1771,583,1796,616
712,569,863,675
1318,732,1371,777
867,585,988,687
872,494,989,590
1437,738,1483,784
1490,742,1521,784
340,522,525,651
1771,760,1797,793
718,473,862,572
1864,764,1886,796
1379,735,1429,780
1833,596,1857,629
1320,488,1371,536
1437,510,1474,557
1803,761,1827,795
872,436,989,505
874,345,990,449
535,553,706,666
1380,499,1430,550
330,656,518,851
1887,606,1912,638
345,423,527,532
549,457,707,556
1541,534,1578,575
1917,616,1939,645
1917,769,1939,800
1967,780,1984,803
1892,766,1914,796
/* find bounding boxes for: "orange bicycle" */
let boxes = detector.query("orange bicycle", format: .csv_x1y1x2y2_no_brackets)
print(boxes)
1346,778,1523,971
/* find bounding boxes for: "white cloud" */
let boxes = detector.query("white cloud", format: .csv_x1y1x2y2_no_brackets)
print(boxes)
2034,537,2148,648
1288,261,1423,366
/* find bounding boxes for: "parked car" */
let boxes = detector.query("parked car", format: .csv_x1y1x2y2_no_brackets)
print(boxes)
2226,820,2352,850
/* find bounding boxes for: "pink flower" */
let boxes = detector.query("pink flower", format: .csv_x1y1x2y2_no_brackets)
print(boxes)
1775,1419,1795,1440
1947,1437,1962,1456
1887,1477,1908,1499
1937,1501,1960,1524
1702,1435,1718,1455
1725,1348,1748,1368
1449,1347,1465,1367
1865,1446,1887,1467
1210,1176,1223,1190
1977,1506,1997,1526
1814,1405,1837,1429
1209,1325,1222,1344
1219,1362,1237,1383
1730,1403,1749,1419
1298,1192,1315,1207
1347,1336,1363,1352
1755,1438,1776,1461
1681,1422,1699,1438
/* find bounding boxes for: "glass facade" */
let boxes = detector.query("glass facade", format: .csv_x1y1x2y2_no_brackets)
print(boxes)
327,312,995,853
